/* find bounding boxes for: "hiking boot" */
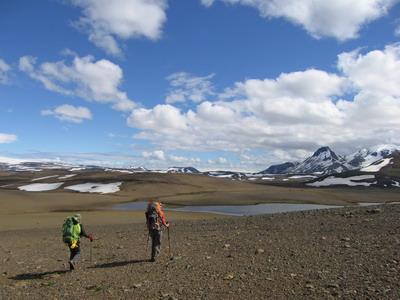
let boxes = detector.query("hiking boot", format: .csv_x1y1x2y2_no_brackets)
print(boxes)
69,261,75,271
150,257,155,262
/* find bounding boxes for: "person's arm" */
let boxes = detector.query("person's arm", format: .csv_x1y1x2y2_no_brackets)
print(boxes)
80,224,94,241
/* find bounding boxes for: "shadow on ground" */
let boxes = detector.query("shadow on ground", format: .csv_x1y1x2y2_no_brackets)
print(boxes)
10,270,70,280
90,259,149,269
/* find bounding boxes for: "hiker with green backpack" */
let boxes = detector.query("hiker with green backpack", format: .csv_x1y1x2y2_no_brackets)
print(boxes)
62,214,94,271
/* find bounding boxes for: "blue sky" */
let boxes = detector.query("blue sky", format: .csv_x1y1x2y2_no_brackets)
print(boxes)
1,0,400,171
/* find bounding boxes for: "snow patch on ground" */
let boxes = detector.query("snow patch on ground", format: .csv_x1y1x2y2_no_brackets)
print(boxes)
69,167,85,171
308,175,375,187
58,174,77,179
289,175,317,179
361,158,392,172
105,168,134,174
65,182,122,194
31,175,59,182
14,166,43,172
18,183,64,192
0,156,27,164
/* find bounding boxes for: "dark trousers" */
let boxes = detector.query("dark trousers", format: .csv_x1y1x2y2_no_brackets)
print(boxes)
149,229,162,260
69,241,81,262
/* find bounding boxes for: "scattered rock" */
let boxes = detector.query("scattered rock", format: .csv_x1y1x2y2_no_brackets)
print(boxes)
305,284,315,290
224,273,234,280
223,244,230,249
326,283,340,289
13,282,28,288
367,208,381,214
133,283,142,289
255,248,265,254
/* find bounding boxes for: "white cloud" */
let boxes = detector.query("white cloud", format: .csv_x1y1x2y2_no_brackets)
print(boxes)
142,150,166,160
0,58,11,84
208,157,228,164
201,0,215,7
338,44,400,96
0,133,17,144
70,0,168,55
41,104,93,123
128,104,188,132
169,155,201,164
127,43,400,167
166,72,215,104
19,54,136,112
203,0,398,41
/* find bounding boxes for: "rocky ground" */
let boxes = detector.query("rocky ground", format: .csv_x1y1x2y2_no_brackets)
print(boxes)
1,204,400,299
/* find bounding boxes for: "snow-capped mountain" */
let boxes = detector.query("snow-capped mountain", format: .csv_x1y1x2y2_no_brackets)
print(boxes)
259,162,299,175
345,144,400,170
204,171,247,180
167,167,200,174
260,144,400,176
291,146,348,175
0,161,78,172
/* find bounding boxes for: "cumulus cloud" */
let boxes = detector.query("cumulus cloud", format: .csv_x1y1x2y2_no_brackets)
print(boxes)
165,72,215,104
169,155,201,164
338,44,400,96
208,157,228,164
41,104,93,123
127,44,400,168
19,54,136,112
128,104,188,132
0,133,17,144
70,0,168,55
200,0,215,7
0,58,11,84
142,150,166,160
203,0,398,41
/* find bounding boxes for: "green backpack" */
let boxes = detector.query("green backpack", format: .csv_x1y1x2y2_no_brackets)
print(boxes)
62,217,75,243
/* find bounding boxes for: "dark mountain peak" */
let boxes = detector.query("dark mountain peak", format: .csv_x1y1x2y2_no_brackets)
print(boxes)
260,162,298,174
167,167,200,174
313,146,332,156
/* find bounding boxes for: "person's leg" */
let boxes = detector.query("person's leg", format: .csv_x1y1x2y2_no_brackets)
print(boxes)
69,242,81,270
154,230,162,259
150,230,156,261
150,229,162,261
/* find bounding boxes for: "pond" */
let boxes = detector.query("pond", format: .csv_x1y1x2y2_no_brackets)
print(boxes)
113,201,349,216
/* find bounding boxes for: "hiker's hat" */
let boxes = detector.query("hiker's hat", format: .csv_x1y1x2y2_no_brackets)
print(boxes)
72,214,81,222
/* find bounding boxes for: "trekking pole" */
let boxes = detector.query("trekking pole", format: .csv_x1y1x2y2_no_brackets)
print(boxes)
167,226,172,258
146,231,150,252
90,241,93,264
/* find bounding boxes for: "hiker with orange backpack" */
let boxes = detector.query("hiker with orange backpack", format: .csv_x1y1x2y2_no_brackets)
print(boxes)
145,201,169,262
62,214,94,271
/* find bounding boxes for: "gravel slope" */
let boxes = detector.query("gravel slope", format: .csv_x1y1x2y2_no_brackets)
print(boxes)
1,204,399,299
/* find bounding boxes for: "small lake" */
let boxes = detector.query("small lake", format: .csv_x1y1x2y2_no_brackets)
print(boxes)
113,201,348,216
